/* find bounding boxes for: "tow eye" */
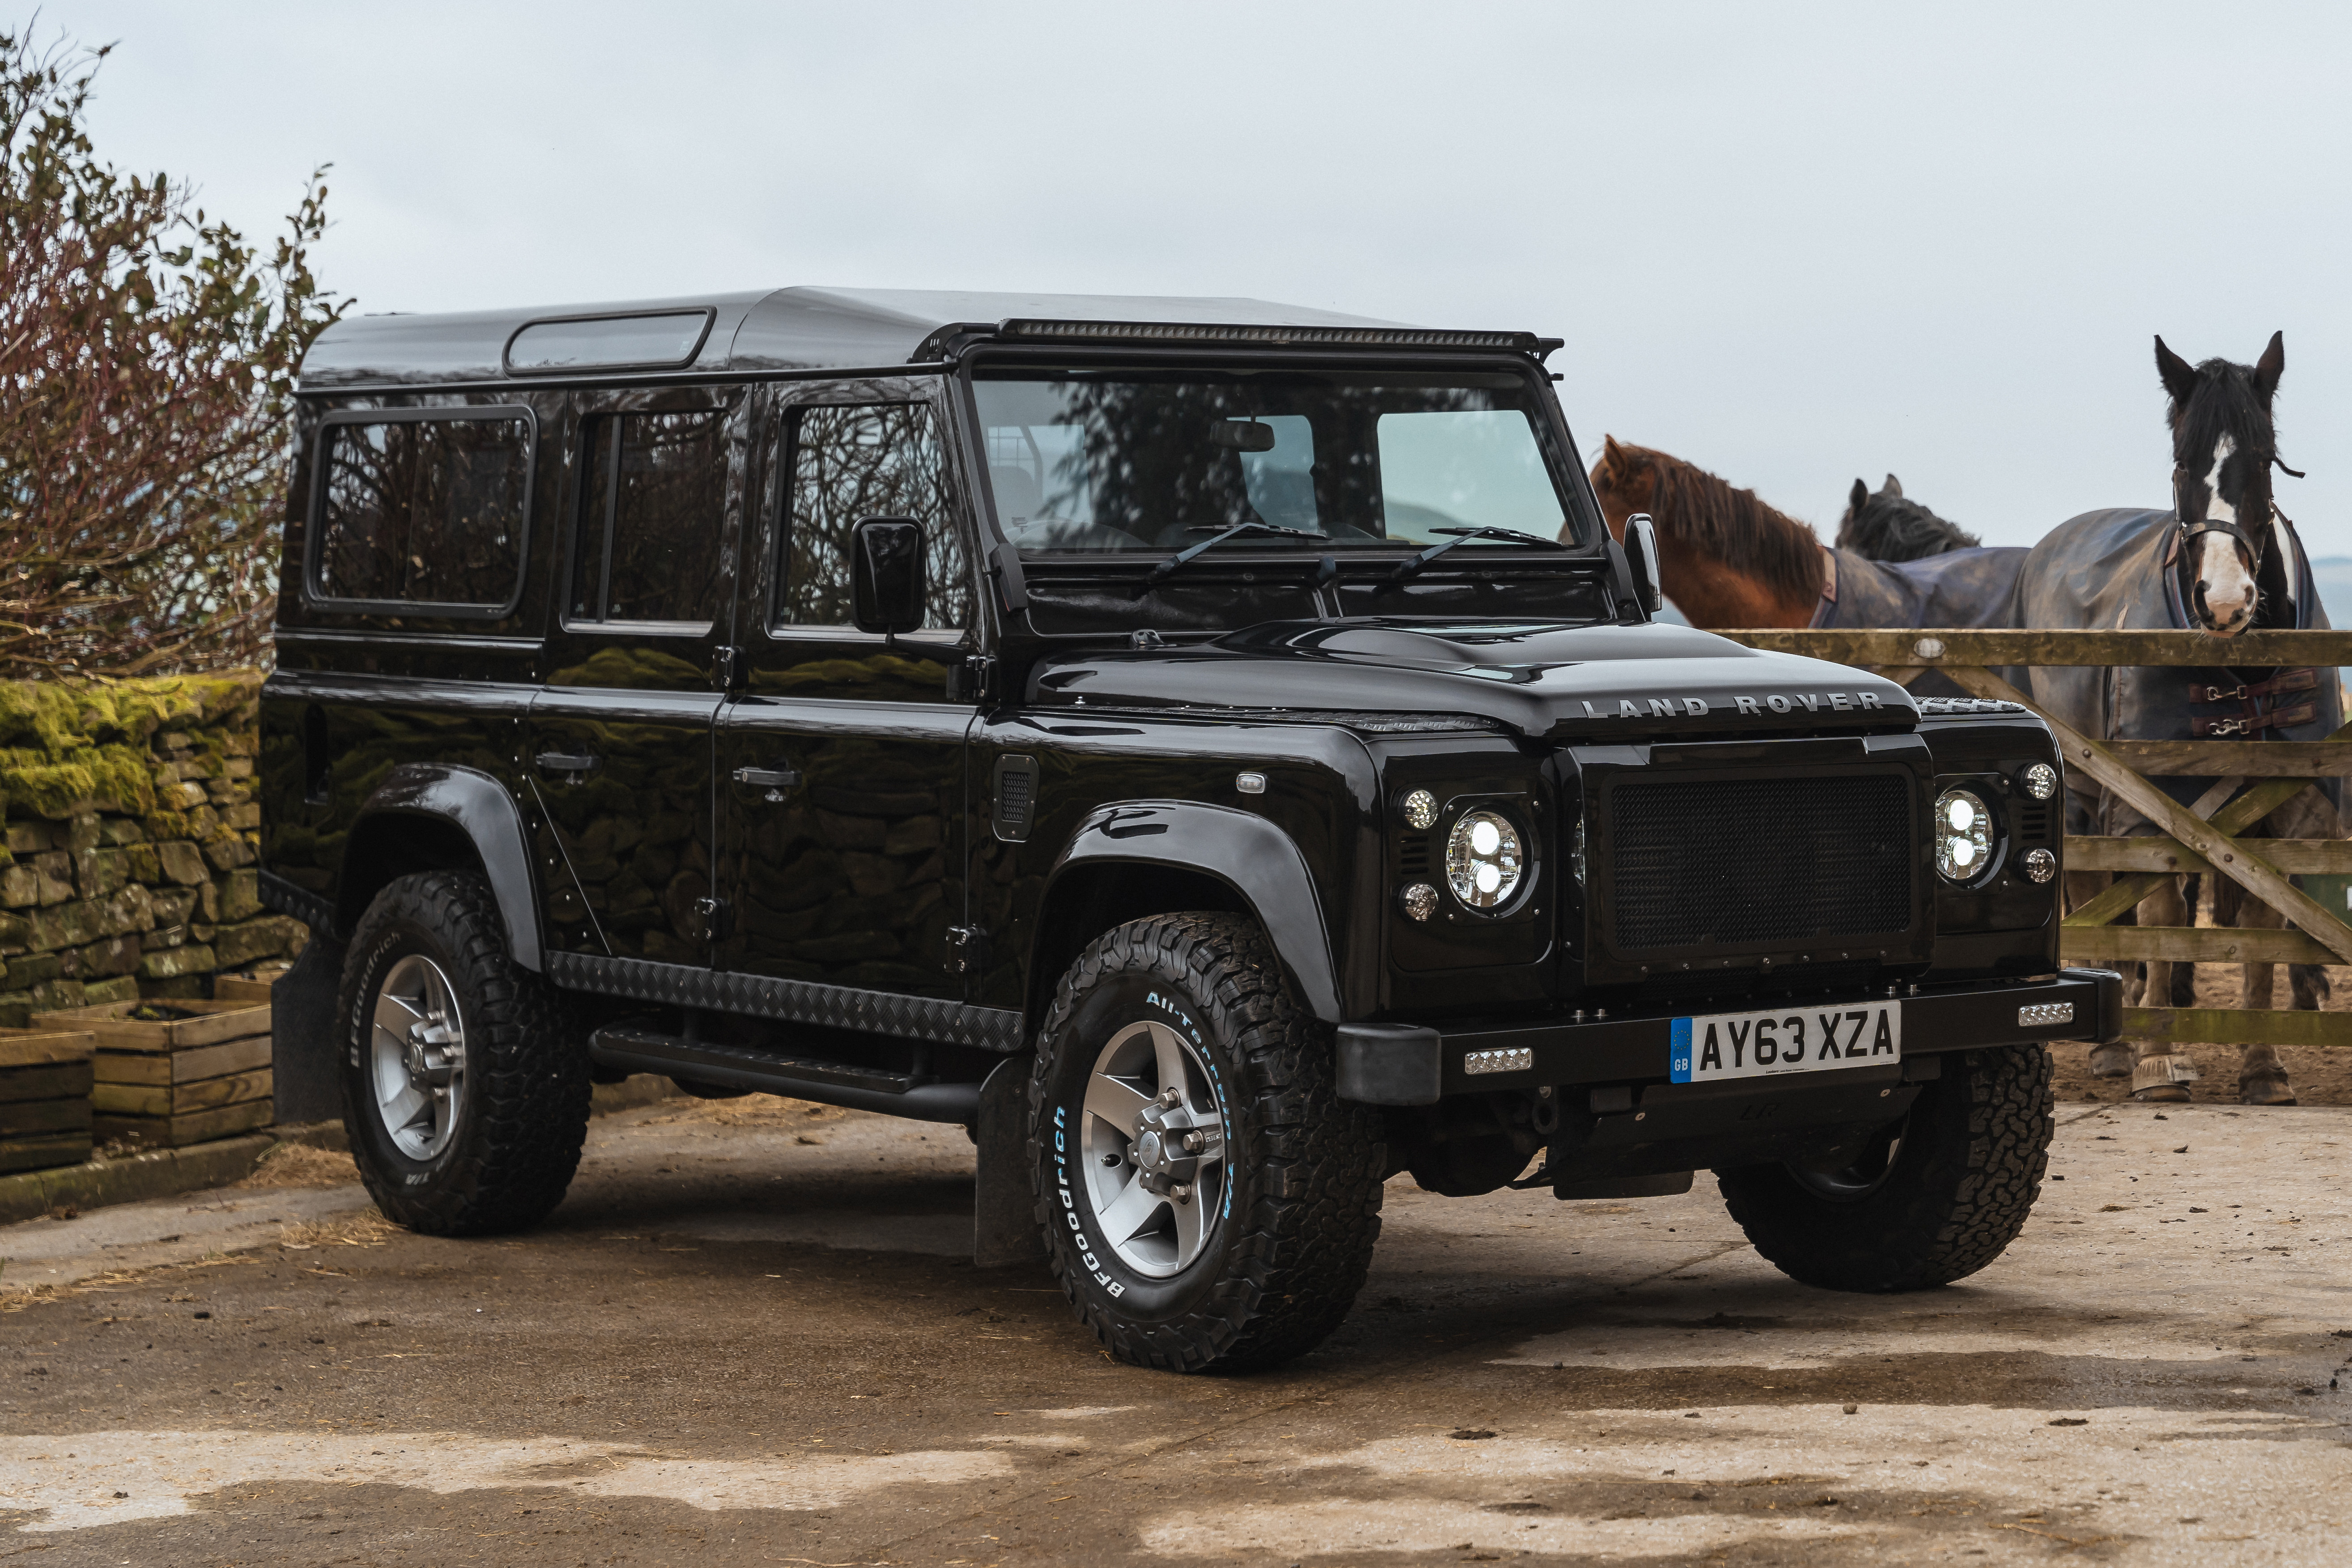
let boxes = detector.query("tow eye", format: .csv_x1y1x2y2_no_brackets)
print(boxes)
1127,1085,1223,1202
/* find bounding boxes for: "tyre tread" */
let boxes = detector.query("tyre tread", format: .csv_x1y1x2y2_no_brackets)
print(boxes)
1028,913,1385,1372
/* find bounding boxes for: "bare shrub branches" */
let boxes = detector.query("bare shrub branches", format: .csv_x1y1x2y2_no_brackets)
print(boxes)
0,24,346,676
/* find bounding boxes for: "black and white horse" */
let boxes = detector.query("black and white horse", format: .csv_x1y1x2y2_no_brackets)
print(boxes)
2017,332,2341,1105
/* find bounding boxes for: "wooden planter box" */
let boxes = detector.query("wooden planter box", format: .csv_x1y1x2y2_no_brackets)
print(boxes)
213,963,292,1006
31,999,272,1150
0,1026,99,1174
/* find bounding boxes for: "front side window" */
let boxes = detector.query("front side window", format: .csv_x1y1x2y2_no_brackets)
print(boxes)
570,409,728,627
779,403,971,633
313,414,530,609
973,370,1575,554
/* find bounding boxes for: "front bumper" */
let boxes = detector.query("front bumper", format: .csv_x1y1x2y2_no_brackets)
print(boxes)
1336,967,2122,1107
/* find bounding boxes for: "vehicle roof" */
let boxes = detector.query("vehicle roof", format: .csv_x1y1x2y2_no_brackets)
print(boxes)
296,286,1476,392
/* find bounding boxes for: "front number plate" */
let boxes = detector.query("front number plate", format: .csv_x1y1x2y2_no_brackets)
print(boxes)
1669,1001,1901,1084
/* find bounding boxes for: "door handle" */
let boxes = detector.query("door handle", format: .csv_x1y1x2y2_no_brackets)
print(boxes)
535,752,601,775
732,765,801,801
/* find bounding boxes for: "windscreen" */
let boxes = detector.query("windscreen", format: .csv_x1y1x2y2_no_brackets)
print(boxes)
972,370,1578,554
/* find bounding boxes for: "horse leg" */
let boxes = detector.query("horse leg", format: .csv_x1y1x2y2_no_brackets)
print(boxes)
2233,896,2298,1106
2071,869,2135,1080
2172,874,2202,1006
2127,877,2194,1102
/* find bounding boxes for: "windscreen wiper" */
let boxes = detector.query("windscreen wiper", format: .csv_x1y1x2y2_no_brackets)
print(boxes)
1136,521,1322,598
1384,526,1567,585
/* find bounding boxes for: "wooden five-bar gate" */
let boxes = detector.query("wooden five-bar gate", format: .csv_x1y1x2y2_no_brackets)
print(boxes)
1715,628,2352,1055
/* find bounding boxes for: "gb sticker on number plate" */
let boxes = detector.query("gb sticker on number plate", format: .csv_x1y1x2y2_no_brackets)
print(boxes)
1669,1001,1901,1084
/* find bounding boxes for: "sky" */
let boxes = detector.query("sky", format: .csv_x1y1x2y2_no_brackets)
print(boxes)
38,0,2352,558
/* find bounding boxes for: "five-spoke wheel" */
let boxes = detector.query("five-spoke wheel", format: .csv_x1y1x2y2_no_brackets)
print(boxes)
1080,1020,1229,1277
368,953,466,1161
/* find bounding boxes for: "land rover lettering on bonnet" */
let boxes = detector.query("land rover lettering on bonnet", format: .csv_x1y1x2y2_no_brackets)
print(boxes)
259,287,2115,1373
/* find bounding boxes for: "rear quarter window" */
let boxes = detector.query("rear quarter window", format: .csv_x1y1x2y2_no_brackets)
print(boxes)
310,409,534,613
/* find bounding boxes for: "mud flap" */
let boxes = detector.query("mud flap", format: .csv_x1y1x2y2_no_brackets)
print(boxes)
270,932,349,1126
974,1053,1046,1269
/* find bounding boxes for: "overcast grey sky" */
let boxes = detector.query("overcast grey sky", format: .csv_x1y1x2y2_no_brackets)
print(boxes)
43,1,2352,557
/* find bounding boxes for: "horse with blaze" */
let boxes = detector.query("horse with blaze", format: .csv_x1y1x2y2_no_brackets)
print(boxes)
2017,333,2340,1105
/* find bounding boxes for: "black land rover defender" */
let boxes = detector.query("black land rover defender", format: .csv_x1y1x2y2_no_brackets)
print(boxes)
259,288,2119,1372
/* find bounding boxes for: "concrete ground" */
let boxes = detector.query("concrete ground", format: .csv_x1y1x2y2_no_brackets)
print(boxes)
0,1092,2346,1566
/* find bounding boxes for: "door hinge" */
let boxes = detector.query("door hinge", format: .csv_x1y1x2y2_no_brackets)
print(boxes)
945,654,997,705
715,644,746,692
947,924,989,974
692,895,734,941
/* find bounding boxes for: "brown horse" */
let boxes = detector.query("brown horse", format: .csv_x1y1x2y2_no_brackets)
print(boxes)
1584,436,1826,626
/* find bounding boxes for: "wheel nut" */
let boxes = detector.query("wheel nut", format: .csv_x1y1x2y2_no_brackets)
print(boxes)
1158,1087,1182,1108
1170,1182,1193,1203
1182,1131,1202,1152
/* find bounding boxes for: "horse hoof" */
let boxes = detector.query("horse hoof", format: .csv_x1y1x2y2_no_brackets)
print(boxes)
2131,1084,2192,1104
2240,1076,2299,1107
2088,1045,2135,1079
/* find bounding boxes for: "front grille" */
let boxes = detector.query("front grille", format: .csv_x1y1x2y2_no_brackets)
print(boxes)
1608,773,1914,953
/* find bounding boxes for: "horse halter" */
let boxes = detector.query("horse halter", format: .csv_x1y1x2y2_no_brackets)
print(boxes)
2172,461,2272,572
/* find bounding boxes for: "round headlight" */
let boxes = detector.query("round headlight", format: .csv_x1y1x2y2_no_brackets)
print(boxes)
2020,761,2058,801
1934,787,1995,883
1401,789,1438,831
1446,809,1523,910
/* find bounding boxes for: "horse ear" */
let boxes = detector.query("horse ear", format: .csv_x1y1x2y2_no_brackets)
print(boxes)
1883,473,1903,498
2155,335,2199,405
2254,331,2285,401
1601,434,1626,465
1848,478,1868,514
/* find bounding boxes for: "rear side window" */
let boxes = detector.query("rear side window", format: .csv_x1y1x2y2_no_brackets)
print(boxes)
569,409,729,628
778,403,971,632
312,412,532,611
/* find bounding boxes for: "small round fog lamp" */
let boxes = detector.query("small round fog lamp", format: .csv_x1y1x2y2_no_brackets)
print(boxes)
1446,809,1523,911
1399,883,1439,922
2020,847,2056,884
1401,789,1438,831
2020,761,2058,801
1934,787,1995,884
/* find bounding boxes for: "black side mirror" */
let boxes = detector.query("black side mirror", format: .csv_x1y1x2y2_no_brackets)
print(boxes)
1623,512,1663,615
851,516,925,636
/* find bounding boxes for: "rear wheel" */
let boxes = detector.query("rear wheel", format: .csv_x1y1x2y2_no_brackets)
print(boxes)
1029,913,1386,1372
339,871,590,1236
1717,1045,2053,1292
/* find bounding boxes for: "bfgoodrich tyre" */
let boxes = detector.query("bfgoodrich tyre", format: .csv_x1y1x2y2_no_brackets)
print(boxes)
338,871,590,1236
1028,914,1386,1372
1717,1044,2054,1292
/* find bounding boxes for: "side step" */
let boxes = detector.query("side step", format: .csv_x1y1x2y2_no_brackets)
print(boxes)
587,1024,983,1125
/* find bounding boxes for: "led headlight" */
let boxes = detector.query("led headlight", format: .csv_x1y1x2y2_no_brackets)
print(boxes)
1446,809,1523,910
2020,761,2058,801
1934,787,1995,884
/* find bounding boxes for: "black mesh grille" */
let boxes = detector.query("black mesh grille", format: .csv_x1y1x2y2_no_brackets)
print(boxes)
1608,773,1914,952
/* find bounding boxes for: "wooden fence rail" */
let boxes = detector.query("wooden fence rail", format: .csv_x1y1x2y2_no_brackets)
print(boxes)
1715,627,2352,1052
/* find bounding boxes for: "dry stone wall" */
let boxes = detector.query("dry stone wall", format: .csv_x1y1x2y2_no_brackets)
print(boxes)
0,672,303,1027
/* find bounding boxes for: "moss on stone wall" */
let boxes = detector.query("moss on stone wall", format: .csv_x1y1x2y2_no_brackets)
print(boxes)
0,671,300,1024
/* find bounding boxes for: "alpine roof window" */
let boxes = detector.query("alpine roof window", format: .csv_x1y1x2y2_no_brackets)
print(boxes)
310,409,532,613
569,409,727,630
506,310,714,374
